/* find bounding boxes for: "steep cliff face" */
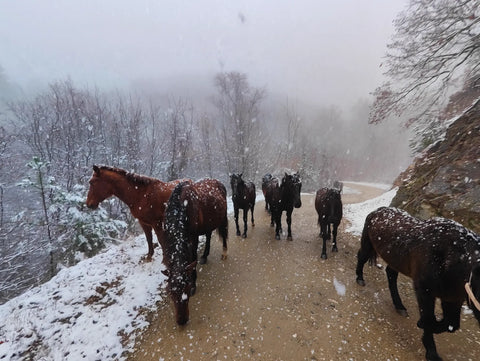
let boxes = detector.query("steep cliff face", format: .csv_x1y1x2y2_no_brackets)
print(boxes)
391,99,480,233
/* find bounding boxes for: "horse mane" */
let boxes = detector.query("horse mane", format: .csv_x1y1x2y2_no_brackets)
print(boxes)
98,165,157,186
164,181,192,269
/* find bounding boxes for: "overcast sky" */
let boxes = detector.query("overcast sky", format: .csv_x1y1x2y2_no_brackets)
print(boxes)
0,0,407,106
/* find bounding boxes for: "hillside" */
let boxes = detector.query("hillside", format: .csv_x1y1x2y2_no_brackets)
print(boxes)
391,98,480,233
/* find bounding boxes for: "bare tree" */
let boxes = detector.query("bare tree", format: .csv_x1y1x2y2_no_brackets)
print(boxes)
213,71,266,178
371,0,480,139
162,97,194,181
198,114,215,178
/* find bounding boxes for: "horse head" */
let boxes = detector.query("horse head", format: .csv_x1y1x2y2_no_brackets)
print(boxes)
86,165,114,209
282,172,302,208
164,260,197,326
230,173,244,201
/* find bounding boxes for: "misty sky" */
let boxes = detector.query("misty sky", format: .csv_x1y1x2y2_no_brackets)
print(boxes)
0,0,407,106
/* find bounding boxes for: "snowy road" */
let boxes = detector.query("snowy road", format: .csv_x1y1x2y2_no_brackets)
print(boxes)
2,182,479,361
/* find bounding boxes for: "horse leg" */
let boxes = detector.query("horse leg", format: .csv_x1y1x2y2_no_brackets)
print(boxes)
331,222,338,252
386,266,408,316
326,223,331,240
234,206,241,236
190,235,198,295
415,285,442,361
320,221,328,259
200,232,211,264
286,209,293,241
438,301,461,333
242,208,248,238
251,204,255,227
140,223,154,262
274,211,282,240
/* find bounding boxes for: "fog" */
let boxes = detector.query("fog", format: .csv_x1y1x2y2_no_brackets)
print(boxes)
0,0,406,107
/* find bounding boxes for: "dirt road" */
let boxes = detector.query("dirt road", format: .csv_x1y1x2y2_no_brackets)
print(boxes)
129,183,480,361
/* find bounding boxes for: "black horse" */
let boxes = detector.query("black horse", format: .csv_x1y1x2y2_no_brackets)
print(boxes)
162,179,228,325
356,207,480,361
262,173,273,211
264,172,302,240
230,173,256,238
315,187,343,259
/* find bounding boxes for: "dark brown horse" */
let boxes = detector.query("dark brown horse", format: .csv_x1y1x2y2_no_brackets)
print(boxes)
162,178,228,325
315,187,343,259
356,207,480,361
86,165,182,261
264,172,302,240
261,173,273,211
230,173,256,238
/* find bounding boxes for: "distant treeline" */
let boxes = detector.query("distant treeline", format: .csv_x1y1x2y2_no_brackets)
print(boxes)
0,72,410,303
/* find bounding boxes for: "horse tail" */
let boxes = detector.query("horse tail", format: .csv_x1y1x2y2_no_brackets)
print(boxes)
360,212,377,266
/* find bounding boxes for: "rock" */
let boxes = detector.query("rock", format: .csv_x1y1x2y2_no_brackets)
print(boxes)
390,98,480,233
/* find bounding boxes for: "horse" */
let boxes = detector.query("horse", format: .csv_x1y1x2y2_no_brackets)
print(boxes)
162,178,228,325
355,206,480,361
261,173,273,211
264,172,302,240
315,187,343,259
86,165,182,261
230,173,256,238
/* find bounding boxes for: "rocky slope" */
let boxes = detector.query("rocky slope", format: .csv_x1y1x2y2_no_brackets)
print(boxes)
391,98,480,233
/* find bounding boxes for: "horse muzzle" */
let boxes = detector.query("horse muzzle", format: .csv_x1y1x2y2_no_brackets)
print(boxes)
86,202,99,210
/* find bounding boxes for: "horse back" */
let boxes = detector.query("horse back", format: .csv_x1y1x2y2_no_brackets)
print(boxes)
132,178,184,225
187,178,227,234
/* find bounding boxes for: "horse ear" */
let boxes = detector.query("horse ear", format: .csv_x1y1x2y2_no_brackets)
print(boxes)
185,261,197,273
161,269,170,278
93,165,100,175
240,173,243,177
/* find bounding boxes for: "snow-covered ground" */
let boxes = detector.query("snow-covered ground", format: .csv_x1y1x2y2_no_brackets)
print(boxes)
344,187,398,236
0,184,395,361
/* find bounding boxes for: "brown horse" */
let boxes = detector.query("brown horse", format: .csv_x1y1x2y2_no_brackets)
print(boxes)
315,187,343,259
356,207,480,361
162,179,228,325
86,165,183,261
230,173,256,238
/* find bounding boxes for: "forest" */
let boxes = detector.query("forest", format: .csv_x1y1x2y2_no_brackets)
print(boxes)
0,70,410,303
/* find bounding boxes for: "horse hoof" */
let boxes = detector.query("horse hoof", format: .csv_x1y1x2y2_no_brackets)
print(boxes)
275,235,280,240
356,278,365,286
236,231,241,236
321,254,327,260
140,255,153,263
242,233,247,238
221,254,228,261
396,309,408,317
287,236,293,241
199,257,207,265
252,223,255,227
